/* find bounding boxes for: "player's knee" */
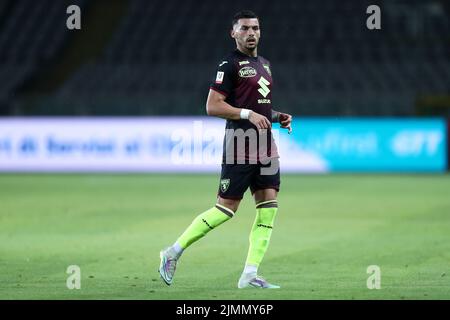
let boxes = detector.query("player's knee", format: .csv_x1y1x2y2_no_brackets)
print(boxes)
253,188,278,204
217,196,240,213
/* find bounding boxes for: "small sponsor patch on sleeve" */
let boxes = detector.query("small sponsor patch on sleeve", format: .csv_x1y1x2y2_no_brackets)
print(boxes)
215,71,224,84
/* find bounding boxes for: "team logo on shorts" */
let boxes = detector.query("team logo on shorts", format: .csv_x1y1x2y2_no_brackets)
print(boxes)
220,179,230,193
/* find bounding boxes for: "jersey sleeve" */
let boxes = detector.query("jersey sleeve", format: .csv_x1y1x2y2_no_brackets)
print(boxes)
209,60,235,97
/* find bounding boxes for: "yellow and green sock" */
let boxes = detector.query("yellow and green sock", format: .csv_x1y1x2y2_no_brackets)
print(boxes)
244,200,278,274
173,204,234,257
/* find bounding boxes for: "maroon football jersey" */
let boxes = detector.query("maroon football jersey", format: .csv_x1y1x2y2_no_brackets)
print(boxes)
210,49,279,164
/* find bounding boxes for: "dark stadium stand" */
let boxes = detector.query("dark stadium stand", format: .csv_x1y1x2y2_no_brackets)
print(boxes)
0,0,449,116
0,0,87,114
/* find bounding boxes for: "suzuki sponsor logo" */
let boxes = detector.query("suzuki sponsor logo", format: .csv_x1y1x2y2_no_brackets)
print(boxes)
239,66,257,78
257,76,271,97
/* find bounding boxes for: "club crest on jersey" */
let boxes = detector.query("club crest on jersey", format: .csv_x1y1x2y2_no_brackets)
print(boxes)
239,60,249,66
215,71,224,84
239,66,257,78
263,64,272,76
220,179,230,193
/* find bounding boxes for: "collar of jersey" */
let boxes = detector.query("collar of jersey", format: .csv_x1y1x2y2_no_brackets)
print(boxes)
235,49,258,61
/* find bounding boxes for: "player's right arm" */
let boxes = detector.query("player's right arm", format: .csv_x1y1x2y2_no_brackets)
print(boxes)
206,90,271,129
207,60,271,130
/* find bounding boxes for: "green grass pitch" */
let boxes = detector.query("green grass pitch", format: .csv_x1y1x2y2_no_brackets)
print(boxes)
0,173,449,300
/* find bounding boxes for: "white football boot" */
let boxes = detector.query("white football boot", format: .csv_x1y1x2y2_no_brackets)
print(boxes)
238,273,280,289
158,247,178,285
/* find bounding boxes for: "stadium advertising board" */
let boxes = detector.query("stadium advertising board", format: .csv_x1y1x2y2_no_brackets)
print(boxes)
286,118,447,172
0,117,446,172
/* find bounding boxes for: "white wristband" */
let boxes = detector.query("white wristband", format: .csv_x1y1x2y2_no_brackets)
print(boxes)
240,108,251,120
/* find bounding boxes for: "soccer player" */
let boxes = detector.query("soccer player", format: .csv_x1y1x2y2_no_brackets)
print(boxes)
159,10,292,289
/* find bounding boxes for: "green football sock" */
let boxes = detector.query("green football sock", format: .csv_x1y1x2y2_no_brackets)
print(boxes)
245,200,278,268
176,204,234,249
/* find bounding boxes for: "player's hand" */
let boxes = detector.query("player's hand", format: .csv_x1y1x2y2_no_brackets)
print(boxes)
249,111,271,131
248,111,271,131
279,112,292,134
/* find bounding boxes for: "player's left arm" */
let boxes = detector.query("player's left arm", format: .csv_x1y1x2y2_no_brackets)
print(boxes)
268,62,292,133
272,110,292,133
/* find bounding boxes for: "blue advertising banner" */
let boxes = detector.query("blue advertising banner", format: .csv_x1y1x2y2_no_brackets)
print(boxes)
278,118,447,172
0,117,447,172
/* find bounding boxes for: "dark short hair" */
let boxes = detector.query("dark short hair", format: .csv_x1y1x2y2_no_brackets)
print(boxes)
232,10,259,27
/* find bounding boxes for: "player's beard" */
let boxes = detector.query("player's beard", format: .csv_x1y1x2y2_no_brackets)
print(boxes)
245,38,258,51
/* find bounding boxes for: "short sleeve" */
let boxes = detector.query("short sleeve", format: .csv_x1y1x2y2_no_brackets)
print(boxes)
209,60,234,97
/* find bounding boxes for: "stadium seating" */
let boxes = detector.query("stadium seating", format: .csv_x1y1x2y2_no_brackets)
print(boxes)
0,0,87,114
0,0,449,116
